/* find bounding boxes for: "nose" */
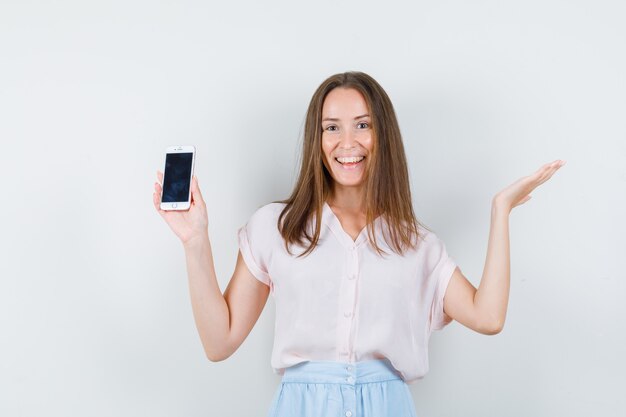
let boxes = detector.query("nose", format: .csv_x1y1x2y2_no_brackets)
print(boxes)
338,129,357,149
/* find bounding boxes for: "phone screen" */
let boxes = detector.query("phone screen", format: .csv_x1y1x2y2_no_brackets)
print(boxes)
162,152,193,203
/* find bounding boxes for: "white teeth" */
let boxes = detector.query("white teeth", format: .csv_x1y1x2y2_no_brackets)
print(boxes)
336,156,365,164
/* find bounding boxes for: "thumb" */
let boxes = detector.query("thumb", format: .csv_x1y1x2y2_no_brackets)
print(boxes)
516,194,532,207
191,176,205,206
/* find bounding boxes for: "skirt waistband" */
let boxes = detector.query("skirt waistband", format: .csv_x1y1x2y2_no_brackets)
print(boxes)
281,358,403,385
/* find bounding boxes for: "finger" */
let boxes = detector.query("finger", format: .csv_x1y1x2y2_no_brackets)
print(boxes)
153,191,162,212
153,182,166,215
551,160,566,172
537,160,560,174
534,160,561,181
191,176,205,205
529,169,549,187
540,160,564,181
157,170,164,184
537,161,557,177
536,172,554,186
544,159,565,174
534,165,563,188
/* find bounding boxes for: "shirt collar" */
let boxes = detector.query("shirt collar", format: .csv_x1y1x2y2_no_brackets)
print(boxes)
322,201,385,249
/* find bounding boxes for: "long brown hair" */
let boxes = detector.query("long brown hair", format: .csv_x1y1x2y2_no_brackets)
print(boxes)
274,71,427,257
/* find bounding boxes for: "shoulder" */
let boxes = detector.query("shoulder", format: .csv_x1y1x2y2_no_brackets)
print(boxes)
414,224,447,253
244,202,287,231
416,224,436,241
373,219,441,256
247,202,286,221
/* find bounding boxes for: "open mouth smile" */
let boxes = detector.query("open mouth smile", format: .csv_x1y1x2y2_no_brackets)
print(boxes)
335,156,365,169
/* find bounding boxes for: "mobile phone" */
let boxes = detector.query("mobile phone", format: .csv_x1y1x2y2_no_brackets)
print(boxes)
160,145,196,211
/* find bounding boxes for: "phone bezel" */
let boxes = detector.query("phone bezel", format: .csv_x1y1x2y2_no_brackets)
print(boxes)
160,145,196,211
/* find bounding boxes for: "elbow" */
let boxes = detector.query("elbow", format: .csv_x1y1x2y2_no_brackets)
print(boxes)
206,352,227,362
479,317,505,335
205,349,233,362
204,341,235,362
483,324,504,336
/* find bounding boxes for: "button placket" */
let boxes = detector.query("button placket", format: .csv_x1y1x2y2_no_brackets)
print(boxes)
342,363,357,415
337,245,359,361
344,249,359,318
344,249,358,352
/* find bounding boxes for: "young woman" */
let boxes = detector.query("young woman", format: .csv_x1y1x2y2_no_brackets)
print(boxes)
153,71,565,417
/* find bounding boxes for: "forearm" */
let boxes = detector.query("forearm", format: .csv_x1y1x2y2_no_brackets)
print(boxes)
473,199,511,332
183,235,232,360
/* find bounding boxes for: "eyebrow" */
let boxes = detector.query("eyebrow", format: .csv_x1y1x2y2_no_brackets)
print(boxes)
322,114,370,122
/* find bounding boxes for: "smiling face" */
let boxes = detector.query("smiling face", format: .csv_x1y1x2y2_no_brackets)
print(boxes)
321,87,374,191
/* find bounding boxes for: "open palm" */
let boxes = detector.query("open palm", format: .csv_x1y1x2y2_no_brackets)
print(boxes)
495,159,566,212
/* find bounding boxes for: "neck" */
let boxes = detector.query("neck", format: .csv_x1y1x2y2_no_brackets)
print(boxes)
327,186,366,212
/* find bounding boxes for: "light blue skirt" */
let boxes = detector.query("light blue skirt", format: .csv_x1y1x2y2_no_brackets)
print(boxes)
266,359,418,417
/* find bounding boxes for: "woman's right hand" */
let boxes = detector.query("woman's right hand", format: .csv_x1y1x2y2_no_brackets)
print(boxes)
153,171,209,245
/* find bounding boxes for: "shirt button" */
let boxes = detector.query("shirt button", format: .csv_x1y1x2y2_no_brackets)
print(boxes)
348,274,356,280
346,376,354,384
344,311,352,318
346,366,352,371
345,411,353,417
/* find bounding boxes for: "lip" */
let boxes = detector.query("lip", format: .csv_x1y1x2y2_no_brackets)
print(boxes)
333,156,365,171
334,155,365,159
334,156,366,163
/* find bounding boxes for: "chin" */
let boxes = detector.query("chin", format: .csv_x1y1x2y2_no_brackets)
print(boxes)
332,176,365,188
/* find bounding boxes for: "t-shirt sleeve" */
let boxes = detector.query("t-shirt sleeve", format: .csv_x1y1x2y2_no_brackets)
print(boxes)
237,206,274,287
426,232,458,332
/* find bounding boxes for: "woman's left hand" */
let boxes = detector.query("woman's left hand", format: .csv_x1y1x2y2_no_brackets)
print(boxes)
494,159,566,213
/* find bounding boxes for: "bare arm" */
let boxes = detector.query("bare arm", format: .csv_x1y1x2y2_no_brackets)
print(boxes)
443,159,566,335
154,173,269,361
183,237,269,361
443,202,510,334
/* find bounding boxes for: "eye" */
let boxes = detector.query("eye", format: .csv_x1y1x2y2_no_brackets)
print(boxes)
324,125,338,132
357,122,369,129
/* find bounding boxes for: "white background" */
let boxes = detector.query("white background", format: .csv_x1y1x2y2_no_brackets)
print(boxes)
1,1,624,416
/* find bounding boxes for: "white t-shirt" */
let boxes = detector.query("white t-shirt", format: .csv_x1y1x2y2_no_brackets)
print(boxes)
237,201,458,384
